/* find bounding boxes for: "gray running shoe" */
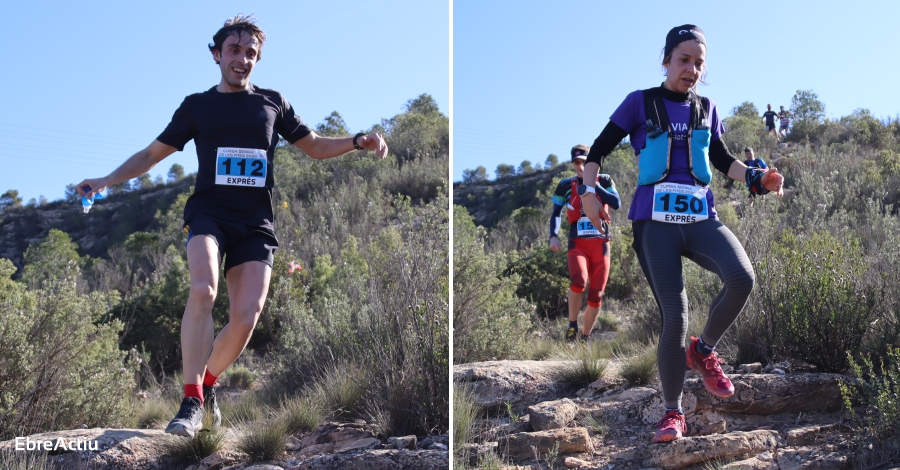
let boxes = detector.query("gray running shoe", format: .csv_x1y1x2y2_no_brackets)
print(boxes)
203,385,221,429
165,397,204,437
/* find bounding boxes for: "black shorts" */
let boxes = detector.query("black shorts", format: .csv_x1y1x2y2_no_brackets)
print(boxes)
766,124,775,131
184,217,278,274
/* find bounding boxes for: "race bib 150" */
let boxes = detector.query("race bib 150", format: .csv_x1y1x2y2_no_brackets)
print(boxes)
216,147,267,187
652,182,709,224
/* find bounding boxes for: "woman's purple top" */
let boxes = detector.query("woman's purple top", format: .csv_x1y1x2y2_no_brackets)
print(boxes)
609,90,725,221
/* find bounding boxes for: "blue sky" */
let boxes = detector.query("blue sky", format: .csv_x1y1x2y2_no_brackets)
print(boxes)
453,1,900,181
3,0,449,203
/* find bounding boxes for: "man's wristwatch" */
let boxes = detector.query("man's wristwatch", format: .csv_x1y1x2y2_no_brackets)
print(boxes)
577,184,596,197
353,132,365,150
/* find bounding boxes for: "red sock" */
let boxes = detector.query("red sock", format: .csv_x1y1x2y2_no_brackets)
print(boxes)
203,370,218,387
184,384,203,405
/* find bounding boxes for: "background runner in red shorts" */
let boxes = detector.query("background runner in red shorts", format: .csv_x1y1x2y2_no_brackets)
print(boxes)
549,144,621,341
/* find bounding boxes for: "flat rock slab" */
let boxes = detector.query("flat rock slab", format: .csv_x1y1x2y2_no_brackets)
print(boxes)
784,424,842,447
642,430,780,469
454,360,577,412
777,447,850,470
287,449,448,469
498,427,594,459
689,374,846,415
723,453,779,470
0,428,173,469
593,374,847,425
526,398,578,431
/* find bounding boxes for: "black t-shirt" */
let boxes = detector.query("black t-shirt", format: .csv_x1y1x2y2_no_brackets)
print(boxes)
763,110,778,126
157,85,312,229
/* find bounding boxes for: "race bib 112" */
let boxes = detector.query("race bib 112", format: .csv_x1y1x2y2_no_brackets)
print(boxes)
216,147,267,187
651,182,709,224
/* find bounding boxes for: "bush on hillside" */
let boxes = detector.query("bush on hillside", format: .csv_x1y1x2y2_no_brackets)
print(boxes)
0,259,136,440
269,195,449,436
453,206,533,363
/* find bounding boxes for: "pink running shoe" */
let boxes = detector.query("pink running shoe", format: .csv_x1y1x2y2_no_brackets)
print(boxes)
685,336,735,398
652,410,686,443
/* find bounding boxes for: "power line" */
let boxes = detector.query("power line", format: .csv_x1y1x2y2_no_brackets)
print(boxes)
0,122,148,145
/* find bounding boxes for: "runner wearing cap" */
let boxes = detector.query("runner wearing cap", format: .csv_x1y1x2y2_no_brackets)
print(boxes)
549,144,621,342
743,147,768,206
577,24,784,442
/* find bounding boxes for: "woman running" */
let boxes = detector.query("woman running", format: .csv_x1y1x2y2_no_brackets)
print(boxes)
578,24,784,443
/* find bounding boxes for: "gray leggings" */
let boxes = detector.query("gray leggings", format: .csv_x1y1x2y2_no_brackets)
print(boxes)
632,219,755,409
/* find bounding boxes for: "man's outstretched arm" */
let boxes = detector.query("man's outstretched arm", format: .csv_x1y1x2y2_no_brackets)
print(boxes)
76,140,178,198
293,131,388,160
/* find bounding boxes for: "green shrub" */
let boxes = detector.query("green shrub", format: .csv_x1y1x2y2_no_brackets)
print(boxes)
279,394,322,435
226,365,256,390
454,207,533,363
268,194,449,436
754,231,877,372
618,341,658,386
840,348,900,468
577,413,609,439
593,311,621,332
0,261,136,440
553,341,611,386
453,385,481,468
164,428,225,464
309,361,368,422
220,392,269,428
523,335,556,360
505,246,569,320
237,421,287,462
133,397,179,429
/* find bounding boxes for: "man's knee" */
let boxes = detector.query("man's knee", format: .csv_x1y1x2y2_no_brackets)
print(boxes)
229,306,262,337
187,282,217,310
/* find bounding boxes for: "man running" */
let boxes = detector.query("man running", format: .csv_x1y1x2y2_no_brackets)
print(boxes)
743,147,768,206
549,144,621,342
778,105,792,140
762,104,780,141
76,15,388,437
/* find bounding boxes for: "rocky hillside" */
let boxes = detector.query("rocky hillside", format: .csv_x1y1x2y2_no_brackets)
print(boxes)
453,165,567,228
0,177,193,273
455,359,876,470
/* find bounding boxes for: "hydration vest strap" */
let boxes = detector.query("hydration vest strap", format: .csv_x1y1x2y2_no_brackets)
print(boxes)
643,88,672,138
642,87,710,134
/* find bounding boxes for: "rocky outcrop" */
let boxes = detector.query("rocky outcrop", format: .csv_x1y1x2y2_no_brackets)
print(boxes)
454,360,577,411
0,428,175,469
592,374,844,427
0,423,449,470
457,360,857,469
498,427,594,458
641,430,781,469
287,449,448,469
526,398,577,431
0,178,193,272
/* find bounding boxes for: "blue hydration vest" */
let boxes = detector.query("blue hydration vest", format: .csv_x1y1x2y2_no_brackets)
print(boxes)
637,88,712,186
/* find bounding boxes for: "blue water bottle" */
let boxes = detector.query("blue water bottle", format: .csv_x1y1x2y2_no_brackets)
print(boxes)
81,186,105,214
